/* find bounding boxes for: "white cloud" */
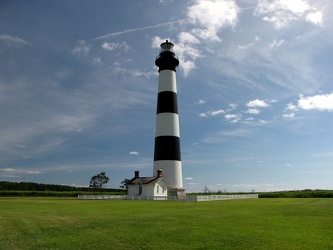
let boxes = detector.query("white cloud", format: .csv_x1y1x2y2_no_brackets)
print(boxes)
187,0,240,41
92,58,102,64
225,114,238,119
129,151,139,155
254,0,324,29
111,66,156,79
243,118,254,124
181,60,197,77
283,113,295,119
0,168,45,174
185,177,193,180
0,34,28,46
210,110,225,116
218,128,253,137
246,108,260,114
297,93,333,111
225,113,241,123
151,36,166,49
228,103,238,110
200,109,225,117
178,32,200,44
238,36,261,50
102,42,116,51
287,103,298,111
269,39,285,49
197,99,206,104
246,99,269,108
102,42,130,52
72,40,91,56
285,93,333,114
305,11,323,26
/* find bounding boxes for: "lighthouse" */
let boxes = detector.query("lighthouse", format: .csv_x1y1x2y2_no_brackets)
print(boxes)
153,40,185,196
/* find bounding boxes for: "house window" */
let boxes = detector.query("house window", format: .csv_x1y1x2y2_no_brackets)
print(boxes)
157,185,159,193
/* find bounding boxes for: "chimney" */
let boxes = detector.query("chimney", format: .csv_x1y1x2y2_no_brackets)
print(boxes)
157,169,163,177
134,171,139,178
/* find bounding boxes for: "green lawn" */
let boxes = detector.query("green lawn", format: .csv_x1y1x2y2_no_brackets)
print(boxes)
0,198,332,249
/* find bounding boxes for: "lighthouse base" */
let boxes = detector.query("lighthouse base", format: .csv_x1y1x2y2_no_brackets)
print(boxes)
167,187,186,198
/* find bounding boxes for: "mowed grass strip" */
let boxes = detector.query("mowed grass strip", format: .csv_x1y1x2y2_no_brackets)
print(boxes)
0,198,332,249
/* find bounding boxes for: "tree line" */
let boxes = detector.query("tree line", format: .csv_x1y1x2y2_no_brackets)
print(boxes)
0,181,122,193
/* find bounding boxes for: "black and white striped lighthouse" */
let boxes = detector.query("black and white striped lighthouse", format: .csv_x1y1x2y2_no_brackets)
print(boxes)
153,40,185,196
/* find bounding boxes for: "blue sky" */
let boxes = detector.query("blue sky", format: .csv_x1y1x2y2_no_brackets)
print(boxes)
1,0,332,192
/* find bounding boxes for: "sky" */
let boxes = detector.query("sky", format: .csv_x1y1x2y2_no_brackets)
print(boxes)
1,0,333,192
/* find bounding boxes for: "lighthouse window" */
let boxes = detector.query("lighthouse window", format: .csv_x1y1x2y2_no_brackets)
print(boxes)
161,41,174,52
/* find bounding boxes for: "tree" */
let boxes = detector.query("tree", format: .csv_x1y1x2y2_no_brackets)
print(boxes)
120,179,131,191
89,172,109,194
203,186,210,195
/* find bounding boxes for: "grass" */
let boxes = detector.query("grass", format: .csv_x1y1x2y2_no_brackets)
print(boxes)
0,198,332,249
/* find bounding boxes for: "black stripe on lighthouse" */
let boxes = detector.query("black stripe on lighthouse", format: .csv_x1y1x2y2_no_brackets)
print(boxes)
156,91,178,114
154,89,181,161
154,136,181,161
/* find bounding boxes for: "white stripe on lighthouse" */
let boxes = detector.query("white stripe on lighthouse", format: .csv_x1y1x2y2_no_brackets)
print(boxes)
154,161,183,188
155,113,180,137
158,70,177,92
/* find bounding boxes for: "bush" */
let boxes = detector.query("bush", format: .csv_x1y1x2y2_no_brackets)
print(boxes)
258,190,333,198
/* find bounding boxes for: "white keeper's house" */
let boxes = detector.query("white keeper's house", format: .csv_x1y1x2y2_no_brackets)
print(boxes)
127,170,171,198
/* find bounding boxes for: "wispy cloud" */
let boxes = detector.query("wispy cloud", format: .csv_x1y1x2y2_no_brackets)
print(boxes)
197,99,206,105
228,103,238,110
203,128,254,143
283,113,295,119
102,42,130,52
254,0,324,29
199,109,225,117
72,40,91,56
269,39,285,49
111,66,156,79
90,18,188,41
0,168,45,175
0,34,28,46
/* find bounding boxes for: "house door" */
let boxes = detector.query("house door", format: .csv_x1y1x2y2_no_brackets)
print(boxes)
139,186,142,195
